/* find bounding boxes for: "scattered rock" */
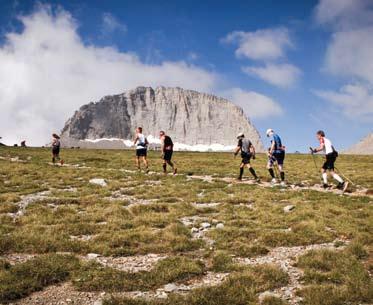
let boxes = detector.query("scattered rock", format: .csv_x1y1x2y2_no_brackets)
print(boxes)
93,300,103,305
216,223,224,229
164,283,178,292
191,227,199,233
87,253,100,259
89,178,107,187
155,291,168,299
259,291,281,303
283,205,295,213
200,222,211,229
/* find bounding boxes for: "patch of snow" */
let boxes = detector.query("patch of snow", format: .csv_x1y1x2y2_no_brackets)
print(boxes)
81,137,235,152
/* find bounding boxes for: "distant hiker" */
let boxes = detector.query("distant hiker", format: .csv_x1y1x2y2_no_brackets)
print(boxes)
266,129,286,186
133,127,149,172
159,131,177,175
234,133,259,181
311,130,348,191
52,134,64,165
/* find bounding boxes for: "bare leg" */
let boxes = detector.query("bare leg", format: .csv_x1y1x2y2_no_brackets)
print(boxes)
246,164,258,179
143,157,149,172
267,162,275,179
168,160,177,174
237,163,244,180
136,156,140,170
278,164,285,181
162,160,167,173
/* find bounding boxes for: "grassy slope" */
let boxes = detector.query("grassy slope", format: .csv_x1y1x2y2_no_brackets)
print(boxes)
0,147,372,304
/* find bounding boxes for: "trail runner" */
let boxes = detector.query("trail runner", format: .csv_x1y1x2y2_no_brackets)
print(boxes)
234,132,259,181
311,130,348,192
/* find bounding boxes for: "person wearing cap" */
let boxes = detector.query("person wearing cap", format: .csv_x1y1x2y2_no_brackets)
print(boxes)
311,130,348,191
234,132,259,181
266,129,285,185
51,133,64,165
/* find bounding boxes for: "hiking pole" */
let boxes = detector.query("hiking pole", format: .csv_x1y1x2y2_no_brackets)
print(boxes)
309,147,322,182
273,160,280,180
309,147,319,173
334,166,354,185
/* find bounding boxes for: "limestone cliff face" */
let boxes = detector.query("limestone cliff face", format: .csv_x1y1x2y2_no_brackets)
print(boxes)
345,133,373,154
60,86,264,151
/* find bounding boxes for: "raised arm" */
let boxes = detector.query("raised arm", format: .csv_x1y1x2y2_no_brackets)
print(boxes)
133,135,138,145
313,140,324,153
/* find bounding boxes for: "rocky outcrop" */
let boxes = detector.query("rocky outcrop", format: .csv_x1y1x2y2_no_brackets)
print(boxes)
345,133,373,155
60,86,264,151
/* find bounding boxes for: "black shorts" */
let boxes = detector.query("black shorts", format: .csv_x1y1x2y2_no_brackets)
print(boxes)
241,152,252,164
163,150,173,161
322,152,337,170
136,149,147,157
52,147,60,155
269,151,285,166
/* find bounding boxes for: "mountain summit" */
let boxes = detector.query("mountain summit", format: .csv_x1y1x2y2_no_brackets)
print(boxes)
60,86,264,151
345,133,373,155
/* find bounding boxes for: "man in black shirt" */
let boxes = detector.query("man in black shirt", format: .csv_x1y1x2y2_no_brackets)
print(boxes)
159,131,177,175
234,133,259,181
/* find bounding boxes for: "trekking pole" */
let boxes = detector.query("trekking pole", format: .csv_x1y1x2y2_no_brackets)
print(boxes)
309,147,322,182
273,160,280,180
334,166,354,185
309,147,319,172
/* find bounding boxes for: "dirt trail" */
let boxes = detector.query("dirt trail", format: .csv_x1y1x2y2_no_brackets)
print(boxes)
188,174,372,198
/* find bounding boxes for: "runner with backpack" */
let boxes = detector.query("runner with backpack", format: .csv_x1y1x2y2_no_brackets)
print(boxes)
266,129,286,186
234,132,259,181
133,127,149,173
311,130,348,191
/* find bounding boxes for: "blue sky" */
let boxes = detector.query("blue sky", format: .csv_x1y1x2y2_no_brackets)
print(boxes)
0,0,372,151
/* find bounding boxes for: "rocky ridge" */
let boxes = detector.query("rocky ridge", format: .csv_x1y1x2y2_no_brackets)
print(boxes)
60,86,264,151
345,132,373,154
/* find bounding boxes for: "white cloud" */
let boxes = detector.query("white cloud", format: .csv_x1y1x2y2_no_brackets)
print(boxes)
242,63,301,88
314,0,373,119
314,83,373,121
101,12,127,35
0,6,217,145
315,0,373,29
222,27,292,60
325,27,373,83
223,88,283,119
0,6,282,146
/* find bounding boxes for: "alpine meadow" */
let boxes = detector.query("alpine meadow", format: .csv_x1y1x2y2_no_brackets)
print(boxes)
0,148,372,305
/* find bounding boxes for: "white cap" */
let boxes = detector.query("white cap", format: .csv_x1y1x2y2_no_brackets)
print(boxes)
266,129,274,136
236,132,244,139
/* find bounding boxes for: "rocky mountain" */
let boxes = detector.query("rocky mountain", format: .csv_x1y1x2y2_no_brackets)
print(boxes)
345,133,373,155
60,86,264,151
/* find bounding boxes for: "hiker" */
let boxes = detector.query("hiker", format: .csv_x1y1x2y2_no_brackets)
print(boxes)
52,134,64,165
159,131,177,174
311,130,348,191
159,131,177,175
133,127,149,172
266,129,286,185
234,133,259,181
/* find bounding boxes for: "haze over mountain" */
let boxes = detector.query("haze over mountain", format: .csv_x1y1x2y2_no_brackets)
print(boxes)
345,133,373,155
61,86,264,151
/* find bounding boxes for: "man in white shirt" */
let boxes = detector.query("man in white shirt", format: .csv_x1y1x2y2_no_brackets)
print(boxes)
133,127,149,173
311,130,348,191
